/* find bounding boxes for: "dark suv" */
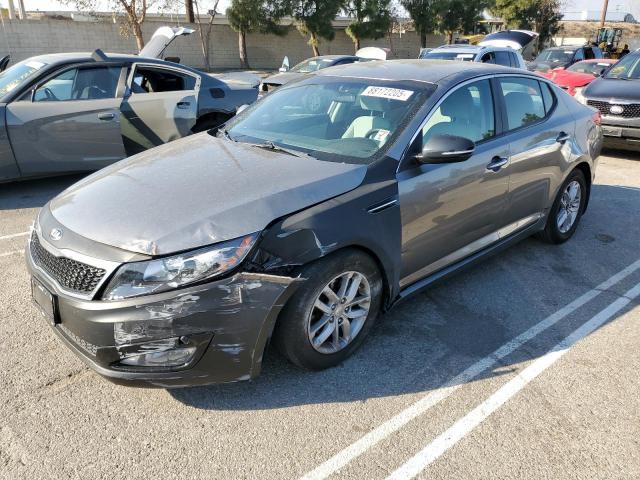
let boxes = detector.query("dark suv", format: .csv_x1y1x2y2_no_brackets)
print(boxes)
576,51,640,150
529,45,603,72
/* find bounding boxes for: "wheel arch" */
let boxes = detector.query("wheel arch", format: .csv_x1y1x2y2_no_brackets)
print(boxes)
574,161,592,212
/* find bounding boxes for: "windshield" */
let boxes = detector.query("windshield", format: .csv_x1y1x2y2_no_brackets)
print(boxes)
567,61,612,75
291,58,336,73
223,79,433,164
536,49,574,63
605,54,640,79
422,51,475,62
0,59,48,97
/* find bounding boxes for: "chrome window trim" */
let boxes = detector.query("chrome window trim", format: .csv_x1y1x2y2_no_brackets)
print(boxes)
30,225,121,300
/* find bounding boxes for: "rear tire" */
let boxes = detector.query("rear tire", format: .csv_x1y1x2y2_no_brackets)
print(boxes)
537,169,587,244
273,249,383,370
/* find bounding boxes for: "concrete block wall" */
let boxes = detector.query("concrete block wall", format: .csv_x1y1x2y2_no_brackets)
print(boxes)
0,17,444,70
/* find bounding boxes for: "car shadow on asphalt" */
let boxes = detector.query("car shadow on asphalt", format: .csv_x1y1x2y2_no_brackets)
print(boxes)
0,174,86,211
171,182,640,410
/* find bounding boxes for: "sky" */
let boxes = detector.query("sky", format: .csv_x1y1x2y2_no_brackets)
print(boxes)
12,0,640,20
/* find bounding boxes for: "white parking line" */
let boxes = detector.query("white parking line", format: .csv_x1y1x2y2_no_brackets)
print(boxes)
0,231,30,241
299,259,640,480
387,280,640,480
0,249,24,258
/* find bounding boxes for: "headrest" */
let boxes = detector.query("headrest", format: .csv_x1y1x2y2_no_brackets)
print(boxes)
440,88,474,119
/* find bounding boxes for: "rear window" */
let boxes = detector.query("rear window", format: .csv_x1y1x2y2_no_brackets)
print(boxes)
498,77,547,131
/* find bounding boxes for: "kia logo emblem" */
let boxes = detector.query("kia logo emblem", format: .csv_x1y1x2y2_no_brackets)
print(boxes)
610,105,624,115
50,228,63,241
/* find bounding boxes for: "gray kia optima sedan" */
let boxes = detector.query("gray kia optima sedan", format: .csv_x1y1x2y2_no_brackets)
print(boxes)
26,60,602,387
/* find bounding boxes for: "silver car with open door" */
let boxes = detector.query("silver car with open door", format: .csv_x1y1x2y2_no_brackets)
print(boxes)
0,27,259,182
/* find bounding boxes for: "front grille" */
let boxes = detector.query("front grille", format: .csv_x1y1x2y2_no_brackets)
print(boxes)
30,233,105,294
587,100,640,118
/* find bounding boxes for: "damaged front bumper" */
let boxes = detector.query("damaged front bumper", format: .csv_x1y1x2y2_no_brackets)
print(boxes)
26,243,300,388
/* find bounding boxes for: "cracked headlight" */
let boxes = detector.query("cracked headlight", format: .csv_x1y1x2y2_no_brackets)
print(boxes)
102,233,258,300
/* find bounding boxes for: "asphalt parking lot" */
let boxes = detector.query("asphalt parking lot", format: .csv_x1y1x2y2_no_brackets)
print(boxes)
1,150,639,480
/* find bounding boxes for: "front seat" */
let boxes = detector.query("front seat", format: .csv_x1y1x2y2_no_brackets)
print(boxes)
424,87,479,142
342,95,392,139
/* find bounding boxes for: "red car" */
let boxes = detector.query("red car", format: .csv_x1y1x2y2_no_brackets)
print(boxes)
538,59,617,96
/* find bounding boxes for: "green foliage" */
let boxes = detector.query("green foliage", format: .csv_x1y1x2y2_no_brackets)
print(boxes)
289,0,344,54
345,0,392,48
226,0,289,36
402,0,489,46
491,0,562,46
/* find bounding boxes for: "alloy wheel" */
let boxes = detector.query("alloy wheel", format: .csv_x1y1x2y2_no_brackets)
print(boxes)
307,271,371,354
556,180,582,234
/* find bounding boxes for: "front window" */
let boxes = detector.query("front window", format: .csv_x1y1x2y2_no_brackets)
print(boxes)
421,51,476,62
290,58,336,73
567,61,612,76
537,49,574,64
223,79,434,163
605,54,640,80
33,66,121,101
0,59,48,97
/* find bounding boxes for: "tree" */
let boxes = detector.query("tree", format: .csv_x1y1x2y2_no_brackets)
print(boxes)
400,0,440,48
436,0,489,44
193,0,220,70
492,0,562,48
227,0,289,69
344,0,392,52
289,0,344,56
62,0,154,50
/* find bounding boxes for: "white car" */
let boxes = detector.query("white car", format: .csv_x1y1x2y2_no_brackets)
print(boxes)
419,44,527,70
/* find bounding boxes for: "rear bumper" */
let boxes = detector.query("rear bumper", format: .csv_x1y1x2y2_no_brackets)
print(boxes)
26,248,300,388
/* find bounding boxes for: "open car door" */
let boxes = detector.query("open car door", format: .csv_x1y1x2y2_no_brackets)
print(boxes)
139,26,195,59
120,63,199,155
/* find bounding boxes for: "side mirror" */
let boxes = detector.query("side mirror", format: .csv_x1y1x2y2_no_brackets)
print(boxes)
416,134,475,164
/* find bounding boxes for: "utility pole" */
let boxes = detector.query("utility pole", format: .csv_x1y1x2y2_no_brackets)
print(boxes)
599,0,609,27
185,0,195,23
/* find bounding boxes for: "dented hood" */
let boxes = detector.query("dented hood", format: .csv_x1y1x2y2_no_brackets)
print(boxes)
49,134,367,256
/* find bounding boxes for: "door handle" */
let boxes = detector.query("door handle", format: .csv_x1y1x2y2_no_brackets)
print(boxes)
486,156,509,172
177,101,191,109
556,132,571,143
97,112,115,121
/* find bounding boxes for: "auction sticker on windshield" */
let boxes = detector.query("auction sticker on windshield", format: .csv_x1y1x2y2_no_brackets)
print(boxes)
361,86,414,101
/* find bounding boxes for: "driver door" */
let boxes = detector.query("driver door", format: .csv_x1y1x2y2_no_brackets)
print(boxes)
397,79,511,287
5,64,127,176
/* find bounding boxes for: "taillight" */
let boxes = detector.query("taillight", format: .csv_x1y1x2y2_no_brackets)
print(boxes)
592,111,601,126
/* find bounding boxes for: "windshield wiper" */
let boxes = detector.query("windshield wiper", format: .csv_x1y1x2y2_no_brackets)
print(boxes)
248,141,313,159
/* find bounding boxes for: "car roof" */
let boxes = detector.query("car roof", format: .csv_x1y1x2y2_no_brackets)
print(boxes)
21,52,166,66
544,46,581,51
431,44,520,54
576,58,617,64
316,59,525,84
307,55,357,61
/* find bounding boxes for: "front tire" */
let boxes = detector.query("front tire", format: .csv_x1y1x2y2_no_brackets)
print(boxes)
538,169,587,244
273,249,383,370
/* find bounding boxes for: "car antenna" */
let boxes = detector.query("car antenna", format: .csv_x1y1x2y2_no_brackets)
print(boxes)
91,49,108,62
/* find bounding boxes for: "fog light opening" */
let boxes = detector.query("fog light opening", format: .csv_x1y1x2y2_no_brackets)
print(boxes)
118,338,198,368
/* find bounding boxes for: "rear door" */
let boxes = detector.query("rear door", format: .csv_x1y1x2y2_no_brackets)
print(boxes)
397,78,511,287
5,64,126,176
494,76,575,226
120,63,199,155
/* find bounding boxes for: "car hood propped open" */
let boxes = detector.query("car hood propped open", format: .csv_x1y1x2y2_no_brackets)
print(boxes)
48,134,367,256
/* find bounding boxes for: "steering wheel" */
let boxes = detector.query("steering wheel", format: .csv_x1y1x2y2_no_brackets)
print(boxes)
43,87,59,101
